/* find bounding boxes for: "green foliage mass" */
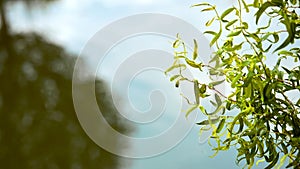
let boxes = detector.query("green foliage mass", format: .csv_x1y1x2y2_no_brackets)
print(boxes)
166,0,300,168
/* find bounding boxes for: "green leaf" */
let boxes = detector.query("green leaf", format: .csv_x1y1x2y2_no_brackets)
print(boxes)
205,17,216,26
296,98,300,105
231,73,242,88
282,66,291,74
170,75,180,81
208,105,224,115
226,101,232,110
210,100,217,107
199,84,206,94
199,105,207,114
263,44,272,52
225,19,238,30
197,117,220,125
228,113,243,135
242,22,248,29
165,64,186,74
257,141,264,158
247,33,260,43
174,55,186,59
193,39,198,60
227,30,242,37
241,0,249,12
209,69,218,76
265,153,279,169
215,93,222,106
173,39,180,48
255,2,273,24
237,117,244,134
225,42,243,51
210,29,222,47
271,33,279,43
209,79,225,87
194,80,200,104
185,104,198,118
253,0,259,7
271,0,283,6
201,6,215,12
278,50,293,56
216,118,226,133
204,30,217,36
274,16,295,52
274,26,295,52
220,7,235,21
185,58,202,69
175,80,180,88
191,2,210,7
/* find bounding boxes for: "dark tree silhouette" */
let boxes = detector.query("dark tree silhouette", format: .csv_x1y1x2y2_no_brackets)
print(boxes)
0,1,131,168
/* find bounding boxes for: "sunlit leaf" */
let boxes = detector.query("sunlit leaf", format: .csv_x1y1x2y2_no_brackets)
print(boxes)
185,104,198,118
191,2,210,7
204,30,217,36
194,80,200,104
225,19,238,30
201,6,215,12
170,75,180,81
231,73,242,88
185,58,202,69
210,29,222,46
165,64,186,74
206,17,216,26
173,39,180,48
193,39,198,60
221,7,235,22
199,105,207,115
227,30,242,37
241,0,249,12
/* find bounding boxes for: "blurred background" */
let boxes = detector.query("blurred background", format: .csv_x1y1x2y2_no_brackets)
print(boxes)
0,0,132,169
0,0,266,169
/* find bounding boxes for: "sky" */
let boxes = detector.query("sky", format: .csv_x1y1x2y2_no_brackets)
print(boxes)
7,0,273,169
7,0,237,54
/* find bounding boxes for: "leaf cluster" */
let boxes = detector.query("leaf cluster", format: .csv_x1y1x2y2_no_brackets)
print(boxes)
166,0,300,168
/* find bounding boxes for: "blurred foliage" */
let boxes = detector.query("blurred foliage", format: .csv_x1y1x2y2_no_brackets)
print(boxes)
1,0,58,6
0,1,131,169
166,0,300,168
